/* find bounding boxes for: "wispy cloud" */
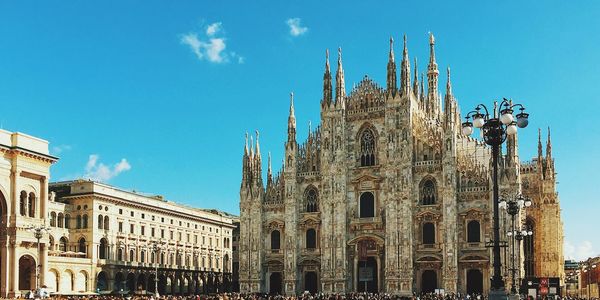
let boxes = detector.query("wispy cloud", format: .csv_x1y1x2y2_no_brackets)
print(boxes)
286,18,308,37
180,22,243,64
84,154,131,182
565,240,596,261
52,144,72,155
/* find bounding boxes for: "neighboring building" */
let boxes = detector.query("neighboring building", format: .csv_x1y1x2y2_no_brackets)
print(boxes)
564,260,579,297
0,129,236,297
579,257,600,299
238,34,564,296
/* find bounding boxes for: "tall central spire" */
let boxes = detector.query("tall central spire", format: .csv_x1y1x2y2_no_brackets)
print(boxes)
335,47,346,108
322,49,333,108
400,34,411,96
427,33,439,114
288,92,296,142
413,57,419,98
386,37,397,96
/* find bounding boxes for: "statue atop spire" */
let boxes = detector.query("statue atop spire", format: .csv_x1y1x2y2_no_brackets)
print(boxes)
387,37,397,96
255,129,261,158
413,57,419,97
335,47,346,108
427,32,440,115
322,49,333,108
288,92,296,142
244,131,249,156
446,67,452,96
538,128,543,159
400,34,411,96
546,127,552,159
267,151,273,184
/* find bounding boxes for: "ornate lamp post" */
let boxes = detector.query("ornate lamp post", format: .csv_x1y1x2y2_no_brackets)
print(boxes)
506,224,533,295
462,99,530,300
151,239,166,297
27,224,51,293
500,194,532,295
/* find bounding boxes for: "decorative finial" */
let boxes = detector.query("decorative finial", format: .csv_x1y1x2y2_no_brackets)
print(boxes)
338,47,342,63
429,32,435,45
326,49,330,62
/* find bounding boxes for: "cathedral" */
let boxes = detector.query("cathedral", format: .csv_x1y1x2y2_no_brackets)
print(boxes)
238,34,564,296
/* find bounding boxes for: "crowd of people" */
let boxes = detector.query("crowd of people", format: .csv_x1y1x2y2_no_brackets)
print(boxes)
8,292,589,300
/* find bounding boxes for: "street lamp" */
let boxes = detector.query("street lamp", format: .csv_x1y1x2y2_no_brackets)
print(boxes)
582,262,597,299
27,224,51,293
151,239,166,297
500,194,532,295
507,225,533,295
462,98,530,300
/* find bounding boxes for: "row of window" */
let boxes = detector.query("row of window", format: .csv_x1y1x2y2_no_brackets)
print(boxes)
19,191,36,217
117,208,226,234
117,222,230,248
49,212,89,229
267,221,482,251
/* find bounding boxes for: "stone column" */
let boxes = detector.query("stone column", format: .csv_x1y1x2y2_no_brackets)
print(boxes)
376,256,381,292
354,256,358,292
8,242,18,297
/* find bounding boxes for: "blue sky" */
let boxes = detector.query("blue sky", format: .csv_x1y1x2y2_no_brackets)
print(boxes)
1,1,598,260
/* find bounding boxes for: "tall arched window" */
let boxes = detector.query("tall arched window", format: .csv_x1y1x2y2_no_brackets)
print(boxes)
140,250,146,263
421,179,437,205
59,237,68,252
99,238,108,259
78,237,86,254
271,230,281,250
104,216,109,230
467,220,481,242
130,249,135,262
117,248,124,261
360,128,376,166
76,215,82,229
48,235,55,251
524,219,535,278
423,222,435,244
82,214,88,228
19,191,27,216
306,229,316,249
50,212,57,227
98,215,104,229
28,192,35,217
305,187,319,212
64,214,71,229
359,192,375,218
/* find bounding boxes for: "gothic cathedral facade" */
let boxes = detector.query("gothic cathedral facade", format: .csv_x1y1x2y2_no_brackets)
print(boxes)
238,34,564,296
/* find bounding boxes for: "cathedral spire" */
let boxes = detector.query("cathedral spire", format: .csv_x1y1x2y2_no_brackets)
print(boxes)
420,73,425,103
386,37,397,96
244,131,249,156
267,151,273,184
335,47,346,108
446,67,452,97
255,129,261,159
288,92,297,142
546,127,552,159
413,57,419,97
538,128,543,159
322,49,333,108
427,32,440,114
400,34,411,96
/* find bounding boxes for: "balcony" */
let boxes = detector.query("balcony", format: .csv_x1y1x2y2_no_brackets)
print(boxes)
350,216,384,231
301,248,321,256
417,243,442,252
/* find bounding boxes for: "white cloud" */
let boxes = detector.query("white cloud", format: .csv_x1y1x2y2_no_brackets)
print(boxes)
84,154,131,182
565,240,596,261
52,144,72,154
206,22,221,36
180,22,243,64
286,18,308,37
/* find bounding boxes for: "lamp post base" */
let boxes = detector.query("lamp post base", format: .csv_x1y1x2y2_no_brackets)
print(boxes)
489,289,509,300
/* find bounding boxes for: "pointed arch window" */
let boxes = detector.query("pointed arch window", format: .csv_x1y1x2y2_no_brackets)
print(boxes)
421,179,437,205
59,237,68,252
50,212,57,227
98,215,104,229
78,237,87,254
305,187,319,212
19,191,27,216
104,216,109,230
64,214,71,228
360,128,376,166
82,214,88,228
359,192,375,218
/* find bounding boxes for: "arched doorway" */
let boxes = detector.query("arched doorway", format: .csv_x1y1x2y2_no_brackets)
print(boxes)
358,257,378,293
421,270,437,293
18,255,36,291
126,273,135,293
304,272,318,294
158,275,167,295
96,271,108,292
136,273,146,292
466,269,483,295
114,272,125,293
269,272,282,295
147,274,156,293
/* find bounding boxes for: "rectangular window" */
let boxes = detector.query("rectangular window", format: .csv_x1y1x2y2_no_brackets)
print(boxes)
170,231,174,239
202,236,205,245
209,237,212,246
178,232,182,241
194,235,198,244
130,224,134,234
130,211,134,217
141,226,145,236
161,217,164,223
119,209,123,214
151,227,155,237
141,213,145,219
119,222,123,233
161,229,165,238
187,234,190,243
